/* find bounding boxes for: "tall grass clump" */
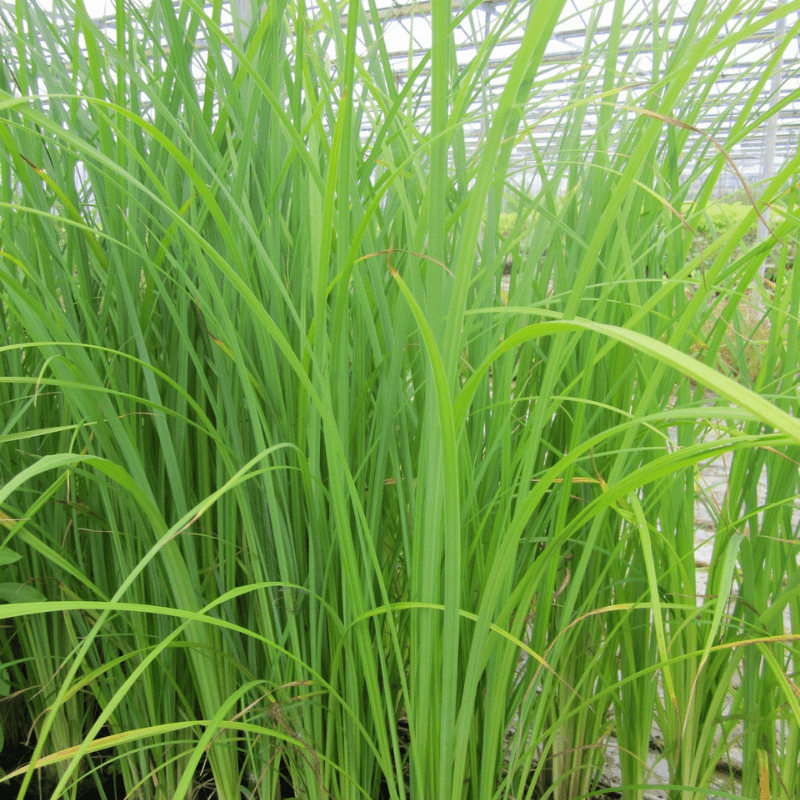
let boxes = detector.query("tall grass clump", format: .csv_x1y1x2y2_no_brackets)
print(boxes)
1,0,799,798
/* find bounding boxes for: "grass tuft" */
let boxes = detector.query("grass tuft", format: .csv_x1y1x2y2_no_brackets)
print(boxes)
1,1,799,799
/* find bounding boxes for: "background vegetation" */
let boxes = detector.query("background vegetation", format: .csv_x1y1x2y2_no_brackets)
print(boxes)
1,0,799,798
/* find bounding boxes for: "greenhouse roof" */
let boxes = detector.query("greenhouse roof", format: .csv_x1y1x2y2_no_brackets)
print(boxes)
5,0,800,193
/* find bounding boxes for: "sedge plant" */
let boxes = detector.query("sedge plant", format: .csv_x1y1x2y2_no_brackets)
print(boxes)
1,1,799,799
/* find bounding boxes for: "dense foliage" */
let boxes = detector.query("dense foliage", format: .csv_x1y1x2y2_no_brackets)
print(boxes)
1,1,799,799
